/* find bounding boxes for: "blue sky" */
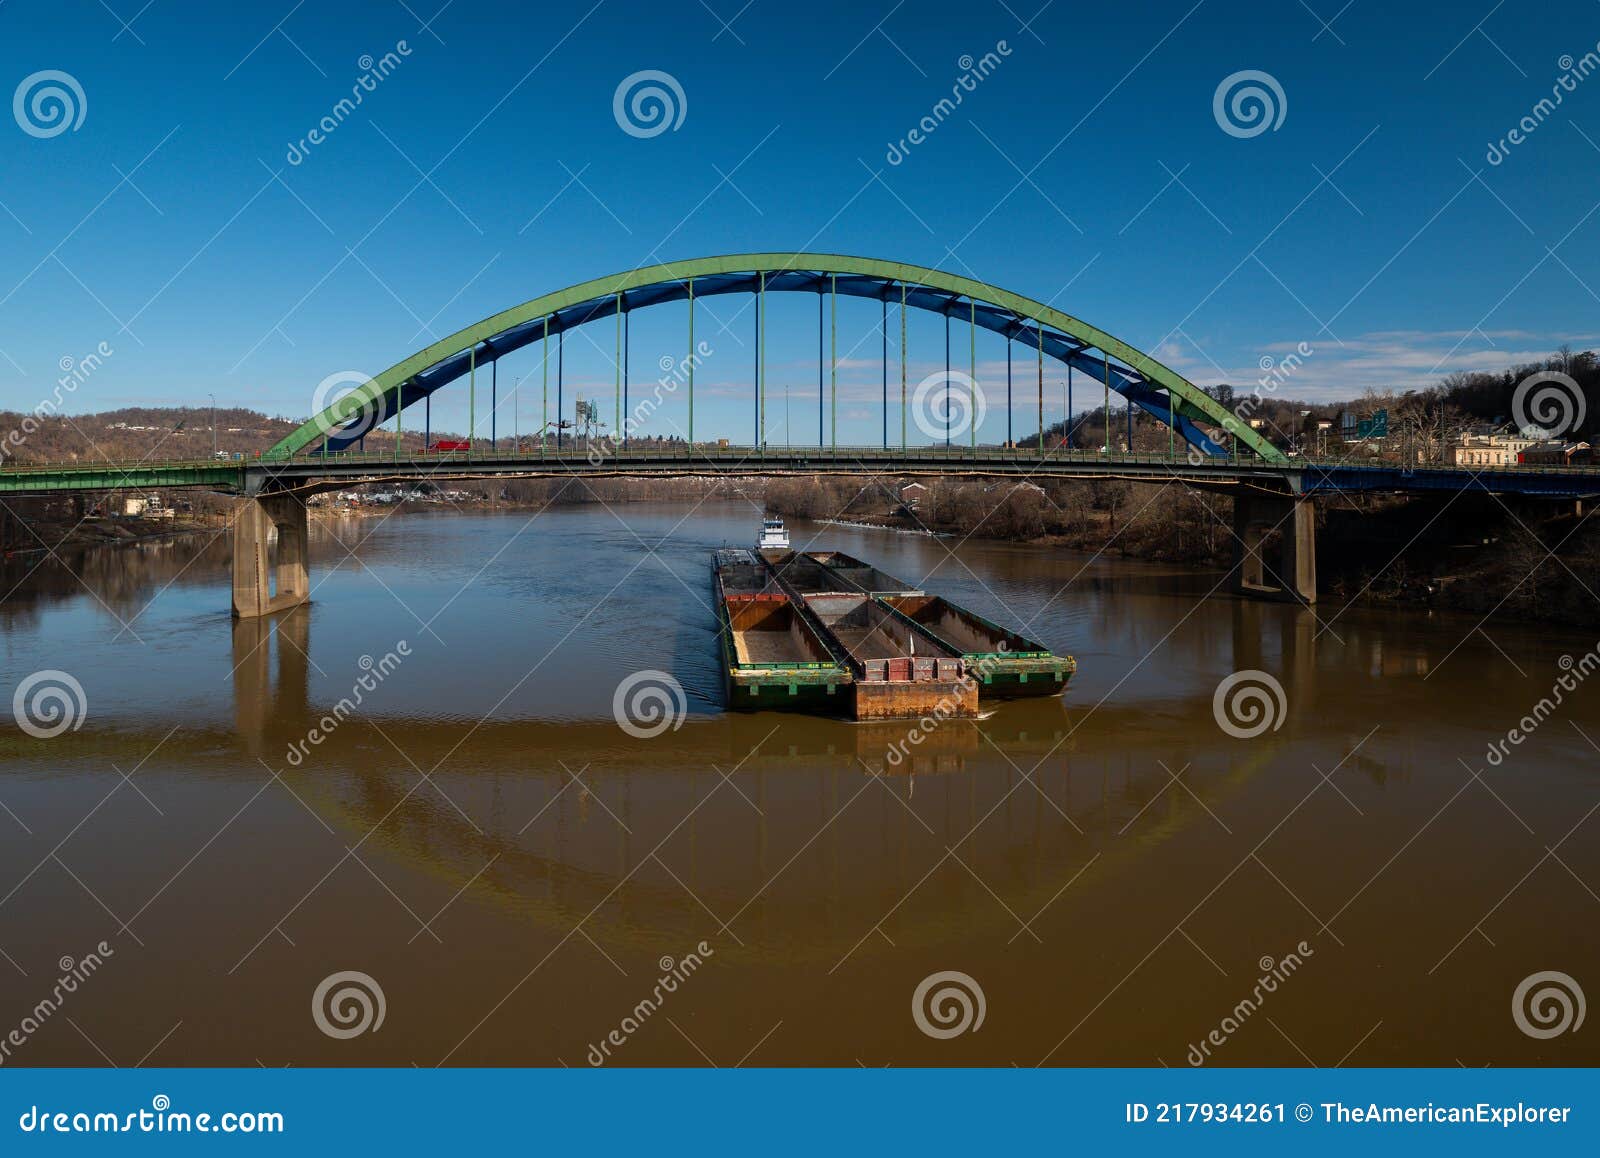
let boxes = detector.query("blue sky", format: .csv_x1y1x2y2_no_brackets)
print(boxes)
2,0,1599,447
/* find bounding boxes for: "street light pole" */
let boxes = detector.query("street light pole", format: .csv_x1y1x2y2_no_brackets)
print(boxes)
208,393,216,457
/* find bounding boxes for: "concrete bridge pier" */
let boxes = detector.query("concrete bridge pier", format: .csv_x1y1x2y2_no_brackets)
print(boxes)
232,491,310,618
1230,490,1317,605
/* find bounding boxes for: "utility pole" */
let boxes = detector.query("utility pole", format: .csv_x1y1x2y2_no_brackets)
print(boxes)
209,393,216,456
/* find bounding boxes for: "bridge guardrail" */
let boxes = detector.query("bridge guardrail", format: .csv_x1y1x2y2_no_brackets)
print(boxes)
253,446,1600,477
3,447,1598,482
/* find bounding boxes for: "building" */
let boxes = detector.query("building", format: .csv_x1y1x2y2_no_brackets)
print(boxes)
1517,440,1592,466
1454,430,1539,467
122,494,174,518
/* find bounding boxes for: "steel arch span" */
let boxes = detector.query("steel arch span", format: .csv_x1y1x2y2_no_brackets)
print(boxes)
266,253,1285,464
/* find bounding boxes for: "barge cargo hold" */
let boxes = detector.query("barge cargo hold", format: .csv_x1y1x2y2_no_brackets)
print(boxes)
801,592,978,719
760,550,844,595
879,594,1075,697
805,551,923,596
713,549,850,711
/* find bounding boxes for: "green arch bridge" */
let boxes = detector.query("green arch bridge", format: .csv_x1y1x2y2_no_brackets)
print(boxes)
2,254,1595,616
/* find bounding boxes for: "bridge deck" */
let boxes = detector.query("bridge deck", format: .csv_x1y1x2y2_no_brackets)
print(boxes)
1,446,1597,498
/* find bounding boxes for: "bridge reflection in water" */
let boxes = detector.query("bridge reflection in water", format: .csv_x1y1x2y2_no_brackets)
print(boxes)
217,602,1318,971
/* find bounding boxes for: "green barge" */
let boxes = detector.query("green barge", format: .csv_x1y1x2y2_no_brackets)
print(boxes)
713,548,851,711
879,594,1074,697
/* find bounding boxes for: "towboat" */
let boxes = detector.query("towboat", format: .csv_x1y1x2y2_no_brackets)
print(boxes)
756,516,790,552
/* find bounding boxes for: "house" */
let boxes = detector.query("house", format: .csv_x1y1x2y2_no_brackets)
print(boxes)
898,482,927,507
1517,440,1592,466
122,494,174,518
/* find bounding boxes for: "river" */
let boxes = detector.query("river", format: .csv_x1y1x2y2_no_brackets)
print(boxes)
0,502,1594,1066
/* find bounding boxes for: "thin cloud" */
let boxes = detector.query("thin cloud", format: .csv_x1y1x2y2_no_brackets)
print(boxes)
1160,328,1591,400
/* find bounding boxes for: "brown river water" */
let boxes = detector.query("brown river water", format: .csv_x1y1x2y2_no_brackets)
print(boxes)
0,502,1595,1066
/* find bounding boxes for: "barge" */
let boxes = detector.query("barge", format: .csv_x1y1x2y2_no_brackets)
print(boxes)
799,591,975,719
712,548,851,710
714,522,1075,718
879,594,1074,697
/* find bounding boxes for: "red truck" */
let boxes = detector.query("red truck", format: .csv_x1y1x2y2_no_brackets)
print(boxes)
427,439,471,452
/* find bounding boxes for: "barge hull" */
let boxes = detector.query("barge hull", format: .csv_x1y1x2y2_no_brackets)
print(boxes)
971,667,1071,698
854,678,978,720
724,674,848,713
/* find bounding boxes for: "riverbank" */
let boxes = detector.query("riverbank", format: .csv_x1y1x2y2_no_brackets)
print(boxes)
0,511,224,557
763,475,1600,629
